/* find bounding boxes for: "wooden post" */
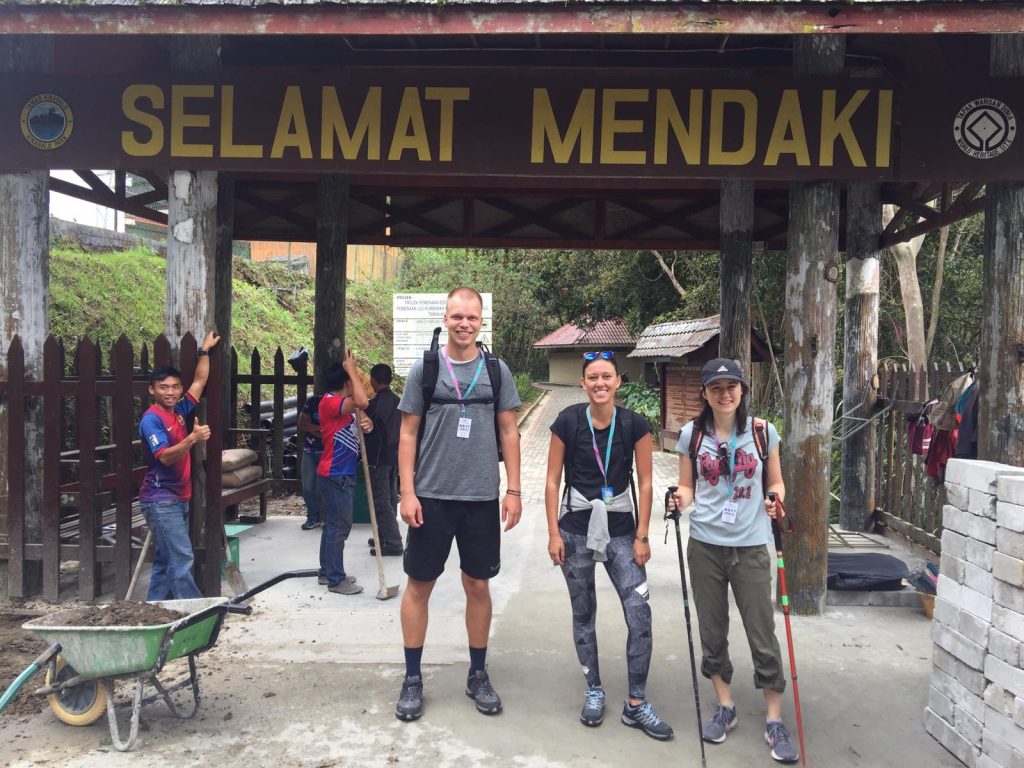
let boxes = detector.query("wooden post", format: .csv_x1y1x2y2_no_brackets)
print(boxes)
0,36,52,598
314,174,350,393
783,35,844,616
840,183,881,531
719,179,754,373
980,34,1024,466
215,174,235,441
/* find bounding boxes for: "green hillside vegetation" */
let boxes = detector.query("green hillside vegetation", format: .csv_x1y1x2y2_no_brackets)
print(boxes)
49,242,394,373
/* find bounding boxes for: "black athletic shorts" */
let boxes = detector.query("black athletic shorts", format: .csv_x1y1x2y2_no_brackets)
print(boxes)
404,497,501,582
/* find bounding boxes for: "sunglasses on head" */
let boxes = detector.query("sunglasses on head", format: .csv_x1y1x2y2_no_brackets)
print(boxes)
582,351,615,361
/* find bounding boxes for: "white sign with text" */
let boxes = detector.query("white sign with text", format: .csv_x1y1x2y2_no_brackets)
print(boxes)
392,292,493,375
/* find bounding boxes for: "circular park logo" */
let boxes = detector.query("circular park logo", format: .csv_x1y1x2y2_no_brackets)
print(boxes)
953,98,1016,159
20,94,73,150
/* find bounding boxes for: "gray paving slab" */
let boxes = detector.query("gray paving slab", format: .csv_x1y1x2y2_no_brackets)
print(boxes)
1,385,959,768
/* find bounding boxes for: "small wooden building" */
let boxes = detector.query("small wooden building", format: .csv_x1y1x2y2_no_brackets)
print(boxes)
628,315,769,450
533,320,645,385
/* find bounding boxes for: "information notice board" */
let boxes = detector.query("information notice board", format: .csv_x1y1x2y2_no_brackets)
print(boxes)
392,293,493,376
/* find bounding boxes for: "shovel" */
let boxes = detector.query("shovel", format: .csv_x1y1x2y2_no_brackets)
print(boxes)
356,413,400,601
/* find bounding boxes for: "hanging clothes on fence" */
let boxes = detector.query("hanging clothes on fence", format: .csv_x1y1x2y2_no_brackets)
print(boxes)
954,381,979,460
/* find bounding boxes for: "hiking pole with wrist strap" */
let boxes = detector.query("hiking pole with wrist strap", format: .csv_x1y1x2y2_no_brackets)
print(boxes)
768,491,806,767
665,486,707,768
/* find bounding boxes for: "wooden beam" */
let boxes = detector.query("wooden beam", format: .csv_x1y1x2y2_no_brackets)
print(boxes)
841,183,881,532
783,34,844,616
979,34,1024,466
719,179,754,372
314,174,349,393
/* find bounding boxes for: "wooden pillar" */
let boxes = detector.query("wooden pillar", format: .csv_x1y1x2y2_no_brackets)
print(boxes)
215,174,235,440
314,174,350,393
980,34,1024,465
0,36,53,597
719,179,754,372
783,35,844,615
841,183,881,531
167,36,222,595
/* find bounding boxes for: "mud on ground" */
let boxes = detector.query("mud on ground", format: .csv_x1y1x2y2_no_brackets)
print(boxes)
0,614,48,717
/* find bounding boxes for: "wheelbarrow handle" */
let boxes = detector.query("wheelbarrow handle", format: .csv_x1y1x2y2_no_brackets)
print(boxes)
228,569,320,605
0,642,61,714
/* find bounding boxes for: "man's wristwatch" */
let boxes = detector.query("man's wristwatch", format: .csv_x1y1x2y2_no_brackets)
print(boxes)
635,535,650,543
198,348,210,356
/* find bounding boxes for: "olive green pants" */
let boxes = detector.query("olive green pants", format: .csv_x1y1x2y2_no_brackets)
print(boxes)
686,538,786,693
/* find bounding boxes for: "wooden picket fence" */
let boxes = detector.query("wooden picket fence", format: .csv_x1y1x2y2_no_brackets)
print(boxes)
873,361,968,554
0,333,225,600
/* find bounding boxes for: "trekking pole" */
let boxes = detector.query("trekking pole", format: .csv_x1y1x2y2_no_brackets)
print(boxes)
768,491,806,767
665,486,707,768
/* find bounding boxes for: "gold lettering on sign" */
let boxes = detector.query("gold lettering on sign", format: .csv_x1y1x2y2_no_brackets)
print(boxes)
171,85,214,158
875,90,893,168
708,90,757,166
425,87,470,162
388,88,431,161
220,85,264,159
271,86,313,159
122,85,165,157
531,88,595,164
820,89,868,168
600,89,648,165
653,89,702,166
764,89,810,167
321,86,382,161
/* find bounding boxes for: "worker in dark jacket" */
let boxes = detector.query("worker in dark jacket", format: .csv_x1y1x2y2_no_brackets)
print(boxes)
364,363,403,555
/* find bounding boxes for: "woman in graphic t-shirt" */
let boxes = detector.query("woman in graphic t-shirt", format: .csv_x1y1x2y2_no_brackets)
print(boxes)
671,358,798,764
544,351,673,742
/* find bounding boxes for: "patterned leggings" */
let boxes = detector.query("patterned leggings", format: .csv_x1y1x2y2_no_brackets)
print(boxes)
560,529,653,700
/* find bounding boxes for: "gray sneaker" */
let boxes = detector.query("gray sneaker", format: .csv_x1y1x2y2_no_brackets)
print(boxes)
465,669,502,715
327,579,363,595
396,675,423,721
765,720,800,763
621,700,674,741
580,686,605,727
319,574,356,586
702,704,737,743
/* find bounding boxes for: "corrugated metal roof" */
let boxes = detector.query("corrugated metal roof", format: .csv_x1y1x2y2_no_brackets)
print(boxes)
2,1,969,5
533,319,636,349
628,314,720,360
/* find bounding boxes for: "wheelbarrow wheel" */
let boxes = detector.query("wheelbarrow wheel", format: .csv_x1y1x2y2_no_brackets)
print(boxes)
45,656,106,726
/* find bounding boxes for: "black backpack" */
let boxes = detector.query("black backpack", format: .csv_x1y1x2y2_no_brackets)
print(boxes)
416,327,506,462
560,402,639,527
688,417,770,496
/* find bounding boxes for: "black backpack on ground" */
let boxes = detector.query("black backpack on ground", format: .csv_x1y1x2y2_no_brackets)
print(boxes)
560,402,639,527
416,327,505,462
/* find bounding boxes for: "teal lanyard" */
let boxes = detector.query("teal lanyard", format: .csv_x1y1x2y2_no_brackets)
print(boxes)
585,407,616,486
441,348,484,417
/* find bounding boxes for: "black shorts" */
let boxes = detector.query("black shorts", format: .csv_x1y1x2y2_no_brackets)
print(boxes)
404,497,501,582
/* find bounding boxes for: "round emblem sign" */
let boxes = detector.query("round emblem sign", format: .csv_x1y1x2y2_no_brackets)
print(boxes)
20,94,73,150
953,98,1016,159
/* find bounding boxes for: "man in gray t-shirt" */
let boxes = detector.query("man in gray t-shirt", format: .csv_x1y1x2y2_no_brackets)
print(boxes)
394,287,522,724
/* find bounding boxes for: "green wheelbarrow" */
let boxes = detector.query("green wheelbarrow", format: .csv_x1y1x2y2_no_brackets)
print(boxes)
2,569,317,752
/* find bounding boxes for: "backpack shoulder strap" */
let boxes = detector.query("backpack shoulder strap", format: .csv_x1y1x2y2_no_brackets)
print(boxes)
415,347,441,461
484,352,502,406
687,420,703,482
618,407,640,527
752,417,769,497
561,404,586,507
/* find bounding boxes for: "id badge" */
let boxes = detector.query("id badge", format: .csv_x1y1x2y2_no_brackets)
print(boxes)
601,486,614,504
721,500,739,525
456,417,472,439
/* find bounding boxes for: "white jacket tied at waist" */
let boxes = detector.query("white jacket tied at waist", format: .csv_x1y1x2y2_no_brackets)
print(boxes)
559,486,633,562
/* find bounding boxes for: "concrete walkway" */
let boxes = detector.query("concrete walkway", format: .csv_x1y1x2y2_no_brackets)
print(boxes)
2,386,958,768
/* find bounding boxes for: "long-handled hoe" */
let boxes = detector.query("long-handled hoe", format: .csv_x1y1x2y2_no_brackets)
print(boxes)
665,486,707,768
357,414,399,600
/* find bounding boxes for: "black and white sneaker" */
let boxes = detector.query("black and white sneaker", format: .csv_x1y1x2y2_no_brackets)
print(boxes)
465,669,503,715
396,675,423,721
621,700,674,741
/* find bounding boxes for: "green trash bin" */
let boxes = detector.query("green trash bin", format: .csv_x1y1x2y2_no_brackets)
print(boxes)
353,469,371,524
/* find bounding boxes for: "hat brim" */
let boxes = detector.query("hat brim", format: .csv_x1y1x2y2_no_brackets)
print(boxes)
702,373,747,387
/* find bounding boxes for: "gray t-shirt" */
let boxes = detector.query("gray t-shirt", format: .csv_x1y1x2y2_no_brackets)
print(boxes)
675,417,781,547
399,353,521,501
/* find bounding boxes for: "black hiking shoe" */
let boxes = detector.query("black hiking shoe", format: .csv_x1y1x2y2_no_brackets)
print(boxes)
580,686,605,727
465,669,503,715
396,675,423,721
621,700,674,741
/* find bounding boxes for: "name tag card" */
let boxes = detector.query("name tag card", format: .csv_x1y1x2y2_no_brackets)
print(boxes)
457,417,472,439
721,500,738,525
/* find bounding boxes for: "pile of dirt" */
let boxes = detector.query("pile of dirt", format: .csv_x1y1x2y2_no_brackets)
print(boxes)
32,600,185,628
0,614,48,717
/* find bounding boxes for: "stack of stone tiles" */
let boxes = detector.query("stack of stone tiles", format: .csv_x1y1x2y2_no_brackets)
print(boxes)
925,459,1024,768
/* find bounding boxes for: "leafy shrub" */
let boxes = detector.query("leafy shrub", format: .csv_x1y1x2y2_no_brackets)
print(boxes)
617,381,660,432
514,372,540,405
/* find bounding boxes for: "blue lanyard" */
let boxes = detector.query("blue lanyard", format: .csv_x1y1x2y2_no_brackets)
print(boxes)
585,406,616,486
441,348,484,417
